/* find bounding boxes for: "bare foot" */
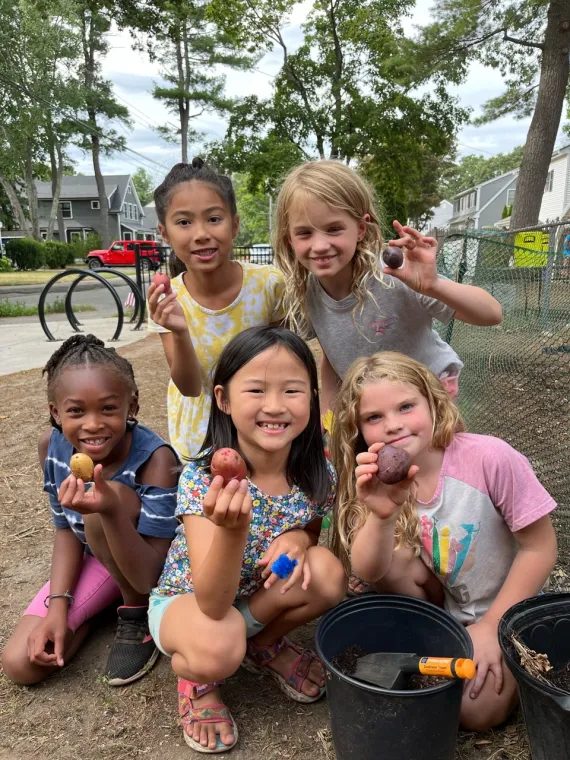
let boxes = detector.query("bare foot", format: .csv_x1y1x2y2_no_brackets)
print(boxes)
266,643,324,698
348,574,369,595
182,687,236,751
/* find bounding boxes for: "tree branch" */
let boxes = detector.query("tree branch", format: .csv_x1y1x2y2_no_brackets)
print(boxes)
503,31,544,50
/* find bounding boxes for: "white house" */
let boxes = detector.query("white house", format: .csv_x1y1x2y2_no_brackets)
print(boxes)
538,144,570,222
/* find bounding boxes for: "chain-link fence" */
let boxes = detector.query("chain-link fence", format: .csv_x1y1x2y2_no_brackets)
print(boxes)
437,221,570,559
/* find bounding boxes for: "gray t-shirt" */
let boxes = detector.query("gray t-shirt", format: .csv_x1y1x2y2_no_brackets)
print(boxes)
307,273,462,378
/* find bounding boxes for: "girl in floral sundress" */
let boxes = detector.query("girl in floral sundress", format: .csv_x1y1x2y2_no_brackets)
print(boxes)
148,325,347,753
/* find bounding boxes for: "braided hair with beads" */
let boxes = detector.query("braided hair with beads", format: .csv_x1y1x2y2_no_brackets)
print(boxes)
43,334,139,429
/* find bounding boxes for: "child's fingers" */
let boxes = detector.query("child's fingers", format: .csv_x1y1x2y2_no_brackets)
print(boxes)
71,479,86,506
263,571,280,590
301,557,311,591
355,463,378,479
92,464,106,489
469,661,488,699
54,630,66,668
225,480,249,526
421,236,438,249
490,660,504,695
280,558,304,594
355,473,375,492
59,475,78,505
211,479,240,524
202,476,225,518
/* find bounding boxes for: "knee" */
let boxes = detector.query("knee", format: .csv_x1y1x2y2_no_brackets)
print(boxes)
306,546,348,607
186,612,247,683
460,692,517,733
1,642,43,686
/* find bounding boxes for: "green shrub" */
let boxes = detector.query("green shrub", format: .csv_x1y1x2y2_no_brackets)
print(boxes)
69,233,103,259
44,241,73,269
0,256,13,272
6,238,45,270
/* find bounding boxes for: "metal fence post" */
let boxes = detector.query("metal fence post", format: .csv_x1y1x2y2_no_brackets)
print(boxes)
540,229,556,332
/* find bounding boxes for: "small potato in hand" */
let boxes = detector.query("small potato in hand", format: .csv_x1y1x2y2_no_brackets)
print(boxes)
382,246,404,269
70,453,94,482
376,446,412,484
211,448,247,485
152,273,171,294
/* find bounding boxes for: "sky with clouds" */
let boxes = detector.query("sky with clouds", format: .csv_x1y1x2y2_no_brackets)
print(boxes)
70,0,565,184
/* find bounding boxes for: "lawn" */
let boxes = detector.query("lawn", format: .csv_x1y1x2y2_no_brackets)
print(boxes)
0,267,137,287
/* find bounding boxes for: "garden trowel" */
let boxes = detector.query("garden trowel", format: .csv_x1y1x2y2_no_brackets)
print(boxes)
354,652,476,690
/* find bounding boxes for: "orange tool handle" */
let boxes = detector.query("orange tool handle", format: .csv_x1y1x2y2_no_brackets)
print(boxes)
418,657,476,680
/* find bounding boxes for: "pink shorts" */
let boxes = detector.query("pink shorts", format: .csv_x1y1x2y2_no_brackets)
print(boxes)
24,554,121,632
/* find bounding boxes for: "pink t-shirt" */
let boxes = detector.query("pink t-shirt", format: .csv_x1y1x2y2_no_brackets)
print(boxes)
417,433,556,624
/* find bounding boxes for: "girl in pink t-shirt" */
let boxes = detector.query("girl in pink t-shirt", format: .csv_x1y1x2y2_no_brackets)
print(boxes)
330,351,557,733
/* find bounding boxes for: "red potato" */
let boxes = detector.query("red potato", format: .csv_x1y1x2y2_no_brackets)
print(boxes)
376,445,412,484
211,448,247,485
152,273,171,294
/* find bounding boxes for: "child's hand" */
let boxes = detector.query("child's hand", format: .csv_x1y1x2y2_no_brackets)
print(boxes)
58,465,119,516
147,281,187,334
355,442,418,521
202,476,252,531
385,221,439,295
259,530,312,594
27,615,68,668
466,619,504,699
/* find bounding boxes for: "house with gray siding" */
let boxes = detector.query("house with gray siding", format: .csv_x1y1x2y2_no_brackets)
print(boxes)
448,170,518,232
35,175,156,242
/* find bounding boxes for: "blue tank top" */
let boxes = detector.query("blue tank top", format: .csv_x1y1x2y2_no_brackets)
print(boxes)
43,423,179,549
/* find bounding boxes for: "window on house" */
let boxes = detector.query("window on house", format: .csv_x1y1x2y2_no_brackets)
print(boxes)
507,189,516,206
91,200,100,210
127,185,132,194
469,191,477,208
122,203,127,215
129,203,133,219
69,231,82,242
134,206,138,221
454,200,460,213
123,232,132,240
59,201,72,219
40,231,47,240
545,170,554,192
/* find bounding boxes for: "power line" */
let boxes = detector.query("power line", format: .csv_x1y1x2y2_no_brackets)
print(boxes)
0,71,172,172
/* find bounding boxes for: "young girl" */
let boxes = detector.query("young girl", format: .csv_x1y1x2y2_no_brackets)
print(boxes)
148,157,285,462
148,325,346,753
330,351,557,732
1,335,179,687
273,160,502,414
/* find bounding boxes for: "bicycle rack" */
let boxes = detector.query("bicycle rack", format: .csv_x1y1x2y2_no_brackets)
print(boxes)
38,268,145,342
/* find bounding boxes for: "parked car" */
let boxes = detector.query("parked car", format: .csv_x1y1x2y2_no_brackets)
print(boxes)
249,243,273,264
86,240,163,271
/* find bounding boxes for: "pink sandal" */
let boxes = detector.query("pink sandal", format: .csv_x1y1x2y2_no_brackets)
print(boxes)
178,678,238,754
241,637,326,704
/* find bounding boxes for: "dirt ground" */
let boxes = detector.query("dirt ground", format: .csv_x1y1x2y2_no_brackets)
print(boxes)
0,334,563,760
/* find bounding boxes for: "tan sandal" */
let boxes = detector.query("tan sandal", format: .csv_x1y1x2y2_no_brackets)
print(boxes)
241,637,325,704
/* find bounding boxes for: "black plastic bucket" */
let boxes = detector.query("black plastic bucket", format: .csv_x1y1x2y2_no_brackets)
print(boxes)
316,595,473,760
499,593,570,760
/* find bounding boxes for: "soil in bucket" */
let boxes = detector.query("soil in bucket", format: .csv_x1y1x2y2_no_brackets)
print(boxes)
316,595,473,760
499,592,570,760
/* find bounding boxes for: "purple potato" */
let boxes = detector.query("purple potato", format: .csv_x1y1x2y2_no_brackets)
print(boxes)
376,445,412,484
382,246,404,269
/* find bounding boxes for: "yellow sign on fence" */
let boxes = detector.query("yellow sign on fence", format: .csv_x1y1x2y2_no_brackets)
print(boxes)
514,231,549,267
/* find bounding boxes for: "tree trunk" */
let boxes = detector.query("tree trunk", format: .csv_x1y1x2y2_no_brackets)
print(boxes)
89,110,110,247
510,0,570,230
24,151,40,241
0,175,31,236
47,132,65,241
176,28,189,163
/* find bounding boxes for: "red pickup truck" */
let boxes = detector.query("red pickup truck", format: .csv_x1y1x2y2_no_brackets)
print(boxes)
86,240,163,271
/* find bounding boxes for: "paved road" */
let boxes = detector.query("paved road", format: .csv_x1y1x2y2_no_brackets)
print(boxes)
4,282,133,313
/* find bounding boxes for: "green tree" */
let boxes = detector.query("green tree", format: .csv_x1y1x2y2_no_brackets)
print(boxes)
415,0,570,230
440,145,524,200
207,0,468,225
132,167,154,205
233,174,270,245
148,1,255,163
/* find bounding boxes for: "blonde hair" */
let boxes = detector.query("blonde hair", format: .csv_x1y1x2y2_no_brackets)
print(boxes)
273,160,385,337
330,352,465,573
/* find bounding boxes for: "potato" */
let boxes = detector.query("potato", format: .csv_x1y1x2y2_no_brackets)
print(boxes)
211,448,247,485
382,245,404,269
70,453,94,482
152,272,171,294
376,445,411,484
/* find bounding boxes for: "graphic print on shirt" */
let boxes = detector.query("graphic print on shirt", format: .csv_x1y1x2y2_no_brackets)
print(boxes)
420,514,480,592
368,317,396,336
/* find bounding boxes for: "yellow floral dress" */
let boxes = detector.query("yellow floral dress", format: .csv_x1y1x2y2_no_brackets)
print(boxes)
148,262,285,461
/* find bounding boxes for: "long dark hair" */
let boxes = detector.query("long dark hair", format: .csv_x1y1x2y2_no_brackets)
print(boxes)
195,326,331,506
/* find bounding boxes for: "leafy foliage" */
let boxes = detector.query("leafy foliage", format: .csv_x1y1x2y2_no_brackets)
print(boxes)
441,145,524,199
233,174,271,245
6,238,45,270
132,168,154,206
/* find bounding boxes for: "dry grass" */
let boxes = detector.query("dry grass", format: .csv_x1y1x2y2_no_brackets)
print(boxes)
0,334,560,760
0,268,136,287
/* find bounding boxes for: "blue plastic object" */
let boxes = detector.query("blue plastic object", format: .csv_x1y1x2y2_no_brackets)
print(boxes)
271,554,298,579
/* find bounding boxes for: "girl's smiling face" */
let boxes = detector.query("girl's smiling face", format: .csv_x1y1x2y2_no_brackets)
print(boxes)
49,366,138,464
358,379,434,462
214,346,311,461
159,180,239,272
287,197,367,285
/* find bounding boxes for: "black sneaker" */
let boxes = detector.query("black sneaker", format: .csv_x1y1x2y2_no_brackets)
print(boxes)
105,605,160,686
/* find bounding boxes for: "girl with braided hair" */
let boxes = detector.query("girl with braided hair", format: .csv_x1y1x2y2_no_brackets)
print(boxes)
2,334,179,687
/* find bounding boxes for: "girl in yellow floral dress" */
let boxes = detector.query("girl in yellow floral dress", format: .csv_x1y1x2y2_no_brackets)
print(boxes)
148,158,285,461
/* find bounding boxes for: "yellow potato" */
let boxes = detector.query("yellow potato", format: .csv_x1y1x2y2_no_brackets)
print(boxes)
70,453,94,482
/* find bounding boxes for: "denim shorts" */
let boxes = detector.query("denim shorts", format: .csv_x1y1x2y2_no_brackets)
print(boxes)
148,592,264,656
